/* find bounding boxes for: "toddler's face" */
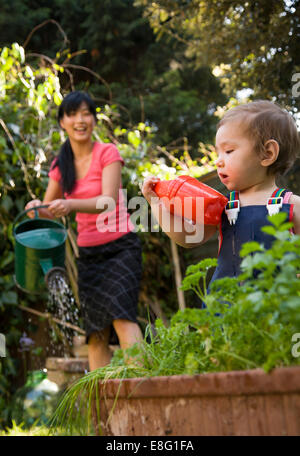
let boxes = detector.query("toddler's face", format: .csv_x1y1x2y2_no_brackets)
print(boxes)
215,120,266,191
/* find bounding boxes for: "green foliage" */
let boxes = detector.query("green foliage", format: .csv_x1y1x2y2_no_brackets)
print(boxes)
0,420,55,436
0,42,64,430
180,212,300,372
0,0,227,150
181,258,218,300
0,419,65,435
136,0,300,110
50,213,300,434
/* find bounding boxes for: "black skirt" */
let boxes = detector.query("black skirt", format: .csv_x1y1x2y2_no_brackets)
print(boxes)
77,231,142,344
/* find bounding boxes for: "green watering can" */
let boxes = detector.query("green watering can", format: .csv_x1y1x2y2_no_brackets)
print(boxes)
13,205,68,293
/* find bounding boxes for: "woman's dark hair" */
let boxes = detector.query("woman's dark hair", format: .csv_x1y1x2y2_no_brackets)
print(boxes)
52,91,97,194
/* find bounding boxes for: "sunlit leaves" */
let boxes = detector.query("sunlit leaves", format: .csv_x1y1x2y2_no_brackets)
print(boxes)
135,0,300,107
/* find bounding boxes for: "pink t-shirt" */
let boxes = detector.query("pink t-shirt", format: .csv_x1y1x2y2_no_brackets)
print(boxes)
48,142,134,247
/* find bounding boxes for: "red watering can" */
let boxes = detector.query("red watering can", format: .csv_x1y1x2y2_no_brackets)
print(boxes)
154,175,228,226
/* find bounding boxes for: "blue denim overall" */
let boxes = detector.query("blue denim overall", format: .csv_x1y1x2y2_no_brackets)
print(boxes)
209,188,293,284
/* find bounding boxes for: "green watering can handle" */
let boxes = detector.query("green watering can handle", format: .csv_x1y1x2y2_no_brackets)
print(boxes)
13,204,69,235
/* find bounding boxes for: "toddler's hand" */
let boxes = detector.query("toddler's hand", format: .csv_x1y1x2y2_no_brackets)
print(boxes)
141,176,161,204
25,199,42,218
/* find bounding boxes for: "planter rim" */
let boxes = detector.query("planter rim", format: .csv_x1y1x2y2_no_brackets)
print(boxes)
98,366,300,399
46,357,89,373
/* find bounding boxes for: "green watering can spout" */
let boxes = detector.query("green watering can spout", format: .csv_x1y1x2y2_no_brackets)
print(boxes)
39,258,54,276
13,205,68,294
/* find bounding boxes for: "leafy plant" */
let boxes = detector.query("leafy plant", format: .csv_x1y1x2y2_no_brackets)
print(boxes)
0,419,65,436
49,212,300,434
0,1,227,150
0,42,64,429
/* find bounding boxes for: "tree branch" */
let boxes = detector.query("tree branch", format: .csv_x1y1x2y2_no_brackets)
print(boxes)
19,304,85,335
23,19,69,51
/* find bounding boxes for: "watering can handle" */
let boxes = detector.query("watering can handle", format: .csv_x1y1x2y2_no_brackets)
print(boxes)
13,204,69,233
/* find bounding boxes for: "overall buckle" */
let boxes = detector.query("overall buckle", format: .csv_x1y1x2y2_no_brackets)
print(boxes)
267,197,283,216
225,200,240,225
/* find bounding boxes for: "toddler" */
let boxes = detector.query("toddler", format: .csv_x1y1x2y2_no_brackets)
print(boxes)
142,100,300,283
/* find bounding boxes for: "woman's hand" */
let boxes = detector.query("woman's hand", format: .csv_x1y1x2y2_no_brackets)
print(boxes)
141,176,161,205
25,199,42,218
48,199,73,217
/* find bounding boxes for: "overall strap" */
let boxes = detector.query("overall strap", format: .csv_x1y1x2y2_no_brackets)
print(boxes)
227,191,239,208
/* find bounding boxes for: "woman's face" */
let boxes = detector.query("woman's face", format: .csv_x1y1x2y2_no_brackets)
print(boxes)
59,102,96,144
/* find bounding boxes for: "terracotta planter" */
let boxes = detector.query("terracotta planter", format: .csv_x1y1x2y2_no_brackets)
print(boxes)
92,366,300,436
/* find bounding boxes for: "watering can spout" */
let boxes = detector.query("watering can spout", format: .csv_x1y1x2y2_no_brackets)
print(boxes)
39,260,69,290
45,267,69,290
39,258,54,276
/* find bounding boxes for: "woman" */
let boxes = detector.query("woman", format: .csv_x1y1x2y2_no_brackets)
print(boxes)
25,91,143,370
